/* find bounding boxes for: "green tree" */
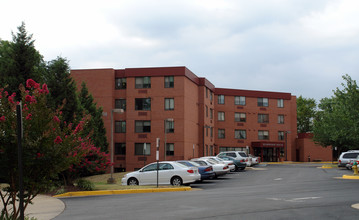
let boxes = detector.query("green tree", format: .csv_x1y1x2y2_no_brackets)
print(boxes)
0,22,46,97
78,82,109,152
0,79,87,219
46,56,79,124
297,96,317,133
313,74,359,152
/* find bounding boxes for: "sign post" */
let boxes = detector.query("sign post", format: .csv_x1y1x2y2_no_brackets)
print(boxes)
156,138,160,188
17,103,24,220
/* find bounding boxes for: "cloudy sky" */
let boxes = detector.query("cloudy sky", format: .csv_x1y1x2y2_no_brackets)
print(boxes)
1,0,359,101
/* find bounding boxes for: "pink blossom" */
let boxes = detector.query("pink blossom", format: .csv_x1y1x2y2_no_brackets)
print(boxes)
39,84,49,94
8,96,14,104
54,136,63,144
25,114,32,120
26,79,40,89
53,116,60,123
25,95,32,102
0,116,5,122
73,121,84,134
36,153,44,158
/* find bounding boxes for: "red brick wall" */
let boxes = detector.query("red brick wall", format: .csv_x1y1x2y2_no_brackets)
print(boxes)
296,134,332,162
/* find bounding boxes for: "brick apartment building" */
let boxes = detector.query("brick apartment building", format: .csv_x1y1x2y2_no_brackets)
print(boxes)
71,66,331,171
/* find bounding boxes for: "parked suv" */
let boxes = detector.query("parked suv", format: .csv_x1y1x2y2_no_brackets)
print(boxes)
338,150,359,168
217,151,252,167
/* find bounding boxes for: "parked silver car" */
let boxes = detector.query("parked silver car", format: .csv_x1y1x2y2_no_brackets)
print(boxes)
217,151,252,166
338,150,359,168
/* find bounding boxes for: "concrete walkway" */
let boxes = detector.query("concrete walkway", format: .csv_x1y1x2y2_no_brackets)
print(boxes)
0,194,65,220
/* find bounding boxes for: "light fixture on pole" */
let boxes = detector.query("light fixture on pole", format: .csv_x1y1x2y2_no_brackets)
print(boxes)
164,118,174,161
107,108,124,184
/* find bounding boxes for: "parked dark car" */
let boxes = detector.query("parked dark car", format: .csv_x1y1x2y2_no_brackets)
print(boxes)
177,160,215,181
217,155,246,171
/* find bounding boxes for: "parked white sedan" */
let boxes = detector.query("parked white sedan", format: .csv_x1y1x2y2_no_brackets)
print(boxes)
191,158,230,178
201,156,236,171
121,161,201,186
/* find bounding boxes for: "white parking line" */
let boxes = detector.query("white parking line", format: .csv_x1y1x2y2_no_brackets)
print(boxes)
352,203,359,210
267,197,321,203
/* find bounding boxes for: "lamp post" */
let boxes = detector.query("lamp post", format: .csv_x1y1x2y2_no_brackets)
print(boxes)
164,118,174,161
107,108,124,184
285,131,291,161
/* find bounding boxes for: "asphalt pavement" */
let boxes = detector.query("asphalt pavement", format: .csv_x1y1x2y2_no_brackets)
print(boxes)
3,162,359,220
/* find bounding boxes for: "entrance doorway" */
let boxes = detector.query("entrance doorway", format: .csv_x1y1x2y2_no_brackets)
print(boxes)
254,147,280,162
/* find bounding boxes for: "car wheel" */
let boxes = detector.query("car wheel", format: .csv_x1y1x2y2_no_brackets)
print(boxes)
127,178,139,185
240,167,245,170
171,176,183,186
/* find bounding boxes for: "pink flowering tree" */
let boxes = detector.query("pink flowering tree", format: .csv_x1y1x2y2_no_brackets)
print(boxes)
0,79,92,219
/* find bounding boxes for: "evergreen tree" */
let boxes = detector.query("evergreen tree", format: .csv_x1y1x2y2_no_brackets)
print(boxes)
0,22,46,97
46,56,79,124
78,82,109,152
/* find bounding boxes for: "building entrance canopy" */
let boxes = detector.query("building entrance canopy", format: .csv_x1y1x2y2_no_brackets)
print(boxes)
251,142,284,148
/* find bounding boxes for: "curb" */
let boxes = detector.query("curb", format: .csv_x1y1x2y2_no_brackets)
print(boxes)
342,175,359,180
53,187,192,198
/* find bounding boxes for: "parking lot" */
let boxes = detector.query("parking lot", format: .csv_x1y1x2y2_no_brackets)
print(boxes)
55,163,359,220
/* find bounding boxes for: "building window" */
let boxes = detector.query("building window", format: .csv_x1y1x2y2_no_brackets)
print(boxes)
115,121,126,133
165,120,174,133
218,95,225,104
277,99,284,108
210,108,213,119
135,77,151,88
235,130,246,139
135,143,151,155
258,114,269,123
218,129,225,139
165,98,174,110
210,92,213,102
235,113,246,122
164,76,174,88
218,112,225,121
278,131,284,140
115,78,126,89
115,99,126,110
278,115,284,124
166,143,174,156
258,98,269,107
206,88,208,98
135,98,151,111
235,96,246,105
135,121,151,133
210,127,213,137
258,130,269,140
206,105,208,117
115,143,126,155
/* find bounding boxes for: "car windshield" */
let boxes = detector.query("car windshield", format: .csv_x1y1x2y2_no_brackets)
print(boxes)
193,161,206,166
177,161,191,167
238,152,247,157
174,162,188,168
187,161,199,166
206,160,216,165
343,153,359,158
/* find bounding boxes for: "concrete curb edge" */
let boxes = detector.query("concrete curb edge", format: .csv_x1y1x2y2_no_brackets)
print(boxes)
53,187,192,198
